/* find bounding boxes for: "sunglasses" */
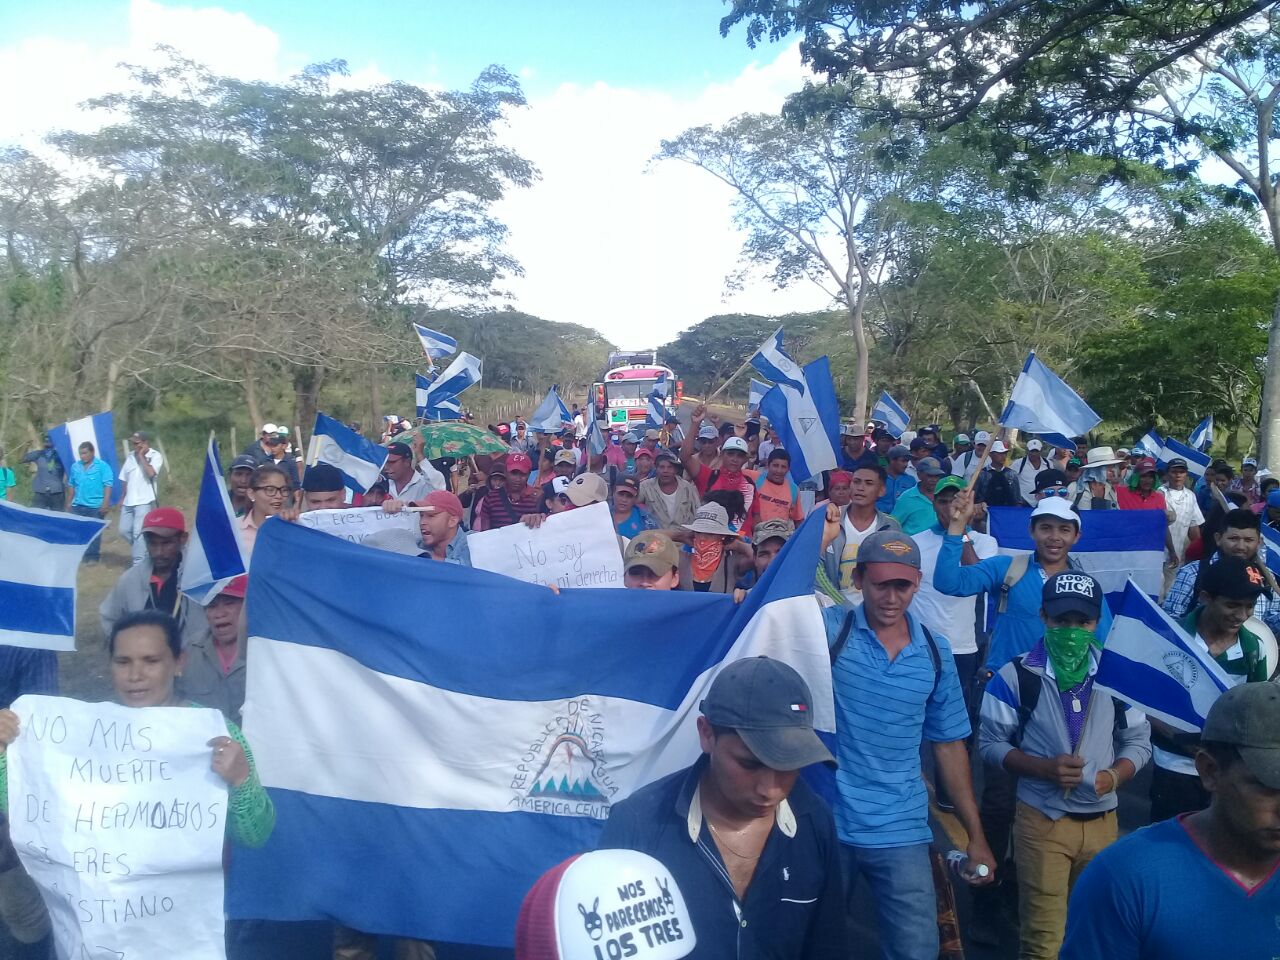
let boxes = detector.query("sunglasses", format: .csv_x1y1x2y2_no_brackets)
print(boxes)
1041,487,1070,497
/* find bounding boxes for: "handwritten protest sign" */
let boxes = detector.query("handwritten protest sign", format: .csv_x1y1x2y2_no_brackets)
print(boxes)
468,501,623,589
297,507,418,547
9,695,230,960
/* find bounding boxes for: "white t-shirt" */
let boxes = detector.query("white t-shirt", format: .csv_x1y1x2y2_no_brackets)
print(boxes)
952,451,981,481
1164,486,1205,563
831,512,880,603
911,526,998,654
118,448,163,506
1010,456,1049,506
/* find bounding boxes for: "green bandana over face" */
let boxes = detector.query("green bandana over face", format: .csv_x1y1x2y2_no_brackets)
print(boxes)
1043,626,1098,692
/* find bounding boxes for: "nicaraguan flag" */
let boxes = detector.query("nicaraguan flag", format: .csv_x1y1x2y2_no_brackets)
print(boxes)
586,415,606,457
181,438,249,605
228,510,833,945
530,386,572,433
1000,353,1100,441
758,355,840,483
0,501,105,651
748,378,769,414
749,329,806,392
307,413,388,493
414,374,434,419
1188,415,1214,453
1134,430,1164,460
413,323,457,364
645,374,670,430
48,411,122,505
1260,525,1280,580
987,506,1165,607
1095,580,1233,732
1161,436,1211,479
871,390,910,437
419,352,482,420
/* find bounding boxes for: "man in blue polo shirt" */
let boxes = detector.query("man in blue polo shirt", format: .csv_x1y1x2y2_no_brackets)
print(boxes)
822,529,994,960
65,440,113,562
597,657,845,960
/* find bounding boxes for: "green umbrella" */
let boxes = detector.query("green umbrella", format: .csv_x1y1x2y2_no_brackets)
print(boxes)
393,422,509,459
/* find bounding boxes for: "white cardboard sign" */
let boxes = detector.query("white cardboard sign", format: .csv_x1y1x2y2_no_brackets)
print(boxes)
8,695,230,960
467,501,623,589
297,507,419,545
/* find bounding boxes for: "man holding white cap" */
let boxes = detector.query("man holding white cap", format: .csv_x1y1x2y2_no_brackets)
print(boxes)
598,656,845,960
973,438,1020,508
1010,439,1050,507
952,430,990,482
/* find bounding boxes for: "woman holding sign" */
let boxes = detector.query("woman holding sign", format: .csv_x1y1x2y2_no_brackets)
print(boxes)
0,610,275,848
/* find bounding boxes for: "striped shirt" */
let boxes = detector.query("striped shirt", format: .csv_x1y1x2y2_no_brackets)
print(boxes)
823,604,970,848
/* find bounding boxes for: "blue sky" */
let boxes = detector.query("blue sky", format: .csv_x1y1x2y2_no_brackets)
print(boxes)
0,1,828,346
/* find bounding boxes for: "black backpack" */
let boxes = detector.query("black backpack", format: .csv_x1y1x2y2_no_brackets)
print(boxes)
1010,658,1128,747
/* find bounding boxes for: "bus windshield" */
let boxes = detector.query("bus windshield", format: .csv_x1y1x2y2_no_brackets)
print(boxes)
605,381,655,402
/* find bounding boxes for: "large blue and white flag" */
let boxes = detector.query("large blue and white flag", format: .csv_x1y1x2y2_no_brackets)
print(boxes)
758,355,840,483
412,323,457,364
748,378,769,414
987,507,1165,606
48,411,122,505
418,352,482,420
530,386,572,434
749,329,806,392
0,501,105,651
1260,525,1280,580
645,374,670,430
181,438,248,606
871,391,911,438
1095,581,1233,732
1134,430,1164,460
228,509,833,946
1160,436,1211,479
307,413,388,493
1188,415,1214,453
1000,353,1100,443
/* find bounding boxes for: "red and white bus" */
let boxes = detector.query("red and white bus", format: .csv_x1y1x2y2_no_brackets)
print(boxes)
591,351,682,429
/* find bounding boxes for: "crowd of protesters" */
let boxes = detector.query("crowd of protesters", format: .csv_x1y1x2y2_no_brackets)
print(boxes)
1,406,1278,960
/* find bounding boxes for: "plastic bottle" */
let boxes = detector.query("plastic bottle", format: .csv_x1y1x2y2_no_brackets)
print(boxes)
946,849,990,880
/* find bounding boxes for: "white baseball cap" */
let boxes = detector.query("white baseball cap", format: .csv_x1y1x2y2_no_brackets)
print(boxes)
260,422,280,434
974,431,991,445
1026,439,1043,451
990,440,1009,454
721,436,750,454
1031,496,1080,526
515,849,696,960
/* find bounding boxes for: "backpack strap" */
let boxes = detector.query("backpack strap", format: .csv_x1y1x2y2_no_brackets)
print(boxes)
998,554,1031,614
1011,658,1042,748
829,609,856,665
920,625,943,696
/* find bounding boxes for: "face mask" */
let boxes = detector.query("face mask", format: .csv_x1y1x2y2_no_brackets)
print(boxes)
1042,625,1098,691
691,535,725,583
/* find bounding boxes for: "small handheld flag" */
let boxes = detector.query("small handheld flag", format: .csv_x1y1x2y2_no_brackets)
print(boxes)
412,324,458,365
871,391,910,438
182,437,249,605
530,387,572,434
1000,353,1101,441
308,414,388,493
1188,415,1214,454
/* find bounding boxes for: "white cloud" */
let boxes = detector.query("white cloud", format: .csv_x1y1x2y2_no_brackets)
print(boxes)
1,3,831,348
497,45,835,347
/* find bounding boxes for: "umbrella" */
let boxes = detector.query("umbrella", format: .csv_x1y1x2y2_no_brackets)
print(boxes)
392,422,510,459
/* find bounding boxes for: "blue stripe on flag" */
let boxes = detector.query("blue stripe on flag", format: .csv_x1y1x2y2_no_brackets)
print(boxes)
999,352,1100,440
248,509,825,707
0,581,74,636
227,790,601,946
749,330,805,392
1261,525,1280,579
48,411,122,505
871,391,910,437
757,355,840,483
194,445,245,577
1161,437,1210,478
0,504,105,546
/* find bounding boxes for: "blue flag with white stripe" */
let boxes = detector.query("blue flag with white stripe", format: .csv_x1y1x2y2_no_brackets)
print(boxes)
418,352,482,420
987,507,1165,608
0,501,105,651
1260,525,1280,580
1095,580,1233,732
1134,430,1163,460
586,414,606,457
181,437,249,605
227,508,833,945
1188,415,1214,453
758,355,840,483
1000,352,1100,441
48,411,122,505
413,323,458,363
1161,436,1211,479
871,391,910,438
748,378,769,414
530,386,572,433
645,374,670,430
749,329,806,392
307,413,388,492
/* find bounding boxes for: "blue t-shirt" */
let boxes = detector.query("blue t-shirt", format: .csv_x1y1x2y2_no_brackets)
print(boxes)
822,605,971,848
1062,815,1280,960
614,504,656,539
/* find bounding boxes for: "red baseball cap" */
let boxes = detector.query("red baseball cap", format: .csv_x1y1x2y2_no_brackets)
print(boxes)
218,575,248,600
411,490,464,520
141,507,185,535
506,452,533,474
1135,456,1158,474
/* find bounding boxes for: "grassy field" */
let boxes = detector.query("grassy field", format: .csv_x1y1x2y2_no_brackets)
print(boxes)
63,537,132,702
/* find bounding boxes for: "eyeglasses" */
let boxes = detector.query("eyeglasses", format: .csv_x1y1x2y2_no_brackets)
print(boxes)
254,485,288,496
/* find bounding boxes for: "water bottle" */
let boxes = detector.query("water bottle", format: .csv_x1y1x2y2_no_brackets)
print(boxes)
946,849,990,881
